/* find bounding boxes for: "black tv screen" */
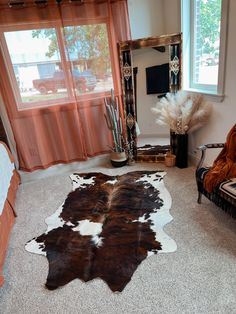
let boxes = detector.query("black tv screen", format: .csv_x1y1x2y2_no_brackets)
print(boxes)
146,63,169,94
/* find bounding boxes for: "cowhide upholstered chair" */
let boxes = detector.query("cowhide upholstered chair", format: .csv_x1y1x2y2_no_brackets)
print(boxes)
196,143,236,218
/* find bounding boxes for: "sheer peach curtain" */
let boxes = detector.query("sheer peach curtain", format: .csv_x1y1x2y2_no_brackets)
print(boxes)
0,0,130,171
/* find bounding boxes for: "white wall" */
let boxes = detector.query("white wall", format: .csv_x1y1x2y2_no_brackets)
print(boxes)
128,0,164,39
128,0,236,165
188,0,236,165
127,0,182,138
128,0,181,42
127,0,169,138
132,47,169,136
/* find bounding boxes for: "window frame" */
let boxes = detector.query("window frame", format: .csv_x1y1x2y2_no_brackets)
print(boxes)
0,19,114,111
181,0,229,101
0,23,71,110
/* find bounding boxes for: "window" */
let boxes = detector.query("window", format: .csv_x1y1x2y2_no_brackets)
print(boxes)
181,0,228,98
1,22,114,110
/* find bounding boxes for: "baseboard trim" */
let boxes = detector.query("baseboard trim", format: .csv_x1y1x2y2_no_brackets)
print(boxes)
19,154,110,183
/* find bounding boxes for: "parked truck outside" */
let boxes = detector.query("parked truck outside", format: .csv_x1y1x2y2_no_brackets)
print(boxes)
32,69,97,94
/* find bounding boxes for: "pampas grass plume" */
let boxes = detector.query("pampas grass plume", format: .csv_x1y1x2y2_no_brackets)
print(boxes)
152,91,212,134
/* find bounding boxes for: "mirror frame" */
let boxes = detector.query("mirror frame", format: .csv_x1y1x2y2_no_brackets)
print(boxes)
118,33,182,163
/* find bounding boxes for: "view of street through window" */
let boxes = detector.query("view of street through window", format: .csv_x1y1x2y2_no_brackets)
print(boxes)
4,24,114,108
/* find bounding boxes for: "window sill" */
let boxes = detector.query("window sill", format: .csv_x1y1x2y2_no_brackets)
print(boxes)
16,90,113,111
183,88,225,103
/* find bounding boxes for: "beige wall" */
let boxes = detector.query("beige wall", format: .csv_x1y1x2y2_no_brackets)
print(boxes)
163,0,181,34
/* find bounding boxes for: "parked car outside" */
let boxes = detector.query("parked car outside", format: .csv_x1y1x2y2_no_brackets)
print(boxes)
200,54,219,66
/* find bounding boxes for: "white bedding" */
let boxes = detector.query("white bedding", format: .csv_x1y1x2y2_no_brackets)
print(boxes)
0,143,14,215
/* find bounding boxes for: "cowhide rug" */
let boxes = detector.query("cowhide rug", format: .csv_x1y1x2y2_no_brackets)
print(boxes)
25,171,176,292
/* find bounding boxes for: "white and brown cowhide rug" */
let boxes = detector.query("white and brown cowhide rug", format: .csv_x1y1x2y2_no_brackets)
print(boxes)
25,171,176,292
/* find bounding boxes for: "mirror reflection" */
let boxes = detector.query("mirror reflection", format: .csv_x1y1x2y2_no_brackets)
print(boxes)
132,46,170,159
119,33,182,163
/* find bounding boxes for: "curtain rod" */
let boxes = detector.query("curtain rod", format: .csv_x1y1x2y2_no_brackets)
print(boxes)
8,0,84,7
6,0,122,9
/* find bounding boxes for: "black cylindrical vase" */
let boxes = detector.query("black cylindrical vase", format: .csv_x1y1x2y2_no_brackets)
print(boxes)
170,131,188,168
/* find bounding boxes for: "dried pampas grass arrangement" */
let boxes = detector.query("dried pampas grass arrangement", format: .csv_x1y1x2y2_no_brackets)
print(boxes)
151,91,212,134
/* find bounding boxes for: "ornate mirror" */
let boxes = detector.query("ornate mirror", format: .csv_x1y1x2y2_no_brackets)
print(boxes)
118,33,182,163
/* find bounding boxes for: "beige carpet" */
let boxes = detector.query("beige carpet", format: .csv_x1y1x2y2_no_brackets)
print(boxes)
1,161,236,314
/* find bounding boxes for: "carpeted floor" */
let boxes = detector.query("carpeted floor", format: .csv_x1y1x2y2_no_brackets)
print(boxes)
1,162,236,314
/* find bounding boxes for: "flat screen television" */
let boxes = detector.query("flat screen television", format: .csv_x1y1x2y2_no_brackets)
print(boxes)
146,63,169,95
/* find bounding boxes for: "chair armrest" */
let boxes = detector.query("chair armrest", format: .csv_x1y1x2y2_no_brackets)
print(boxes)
202,143,225,149
196,143,224,170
